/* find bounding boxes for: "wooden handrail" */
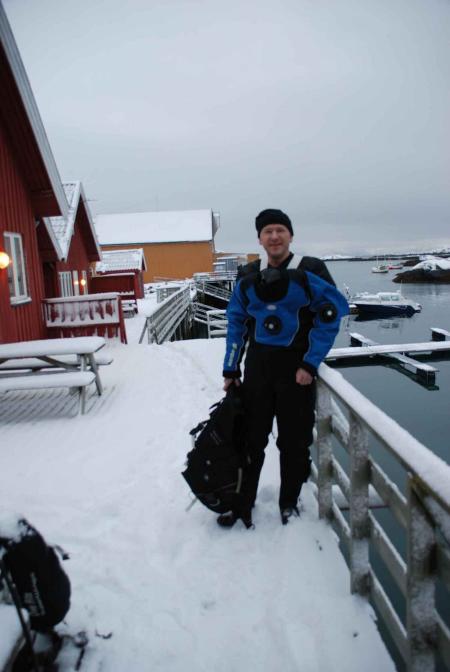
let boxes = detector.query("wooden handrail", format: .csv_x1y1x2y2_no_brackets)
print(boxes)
314,363,450,671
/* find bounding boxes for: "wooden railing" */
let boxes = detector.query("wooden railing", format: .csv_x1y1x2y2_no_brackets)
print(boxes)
43,293,127,343
156,285,185,303
139,287,191,344
191,305,227,336
194,280,232,302
206,309,228,338
193,271,237,282
313,363,450,672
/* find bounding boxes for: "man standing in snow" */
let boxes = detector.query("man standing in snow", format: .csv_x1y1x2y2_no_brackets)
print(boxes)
220,208,348,528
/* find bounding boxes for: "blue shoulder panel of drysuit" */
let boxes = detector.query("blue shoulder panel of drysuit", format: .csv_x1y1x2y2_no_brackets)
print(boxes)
223,270,349,374
223,279,249,373
245,282,310,346
301,271,349,370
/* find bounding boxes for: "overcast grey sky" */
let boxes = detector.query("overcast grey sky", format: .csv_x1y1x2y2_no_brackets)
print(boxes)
4,0,450,255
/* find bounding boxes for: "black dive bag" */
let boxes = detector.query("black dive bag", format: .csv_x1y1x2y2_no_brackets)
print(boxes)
0,518,71,632
183,385,248,513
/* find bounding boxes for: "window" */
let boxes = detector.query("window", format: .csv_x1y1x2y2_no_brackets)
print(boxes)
4,232,29,304
81,270,88,294
72,270,80,296
59,271,74,297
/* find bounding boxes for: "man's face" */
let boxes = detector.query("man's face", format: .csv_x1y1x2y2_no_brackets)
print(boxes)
259,224,292,263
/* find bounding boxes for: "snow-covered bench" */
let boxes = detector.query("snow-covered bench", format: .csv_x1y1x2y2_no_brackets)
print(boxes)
0,351,113,372
0,371,96,415
0,605,25,672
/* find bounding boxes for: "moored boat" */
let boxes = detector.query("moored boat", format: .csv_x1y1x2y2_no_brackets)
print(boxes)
371,257,389,273
346,289,421,317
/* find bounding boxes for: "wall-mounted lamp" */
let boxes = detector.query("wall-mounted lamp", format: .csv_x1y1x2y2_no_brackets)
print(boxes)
80,278,87,287
0,251,11,270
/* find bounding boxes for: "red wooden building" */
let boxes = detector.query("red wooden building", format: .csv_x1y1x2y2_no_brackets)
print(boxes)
0,7,104,344
44,181,101,299
0,3,68,344
92,248,147,299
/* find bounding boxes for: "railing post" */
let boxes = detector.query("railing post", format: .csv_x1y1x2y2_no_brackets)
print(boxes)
349,411,370,596
315,380,333,521
406,477,437,672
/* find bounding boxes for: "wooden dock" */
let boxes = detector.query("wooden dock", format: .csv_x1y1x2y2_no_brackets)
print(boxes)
326,331,450,388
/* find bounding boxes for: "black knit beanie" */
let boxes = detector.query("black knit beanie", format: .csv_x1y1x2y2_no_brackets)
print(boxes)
255,209,293,237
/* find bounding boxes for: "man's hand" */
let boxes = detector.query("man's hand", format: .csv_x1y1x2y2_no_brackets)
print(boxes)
295,368,313,386
223,378,241,391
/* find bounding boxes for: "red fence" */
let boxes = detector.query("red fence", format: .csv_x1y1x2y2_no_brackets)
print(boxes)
43,293,127,343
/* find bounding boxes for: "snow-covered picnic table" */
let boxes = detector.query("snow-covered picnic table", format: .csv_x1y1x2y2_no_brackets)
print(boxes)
0,337,109,415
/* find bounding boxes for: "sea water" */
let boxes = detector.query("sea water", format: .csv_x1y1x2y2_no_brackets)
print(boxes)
328,259,450,464
327,259,450,671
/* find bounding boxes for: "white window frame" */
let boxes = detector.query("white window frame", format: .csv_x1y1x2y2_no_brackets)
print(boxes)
58,271,74,297
4,232,30,304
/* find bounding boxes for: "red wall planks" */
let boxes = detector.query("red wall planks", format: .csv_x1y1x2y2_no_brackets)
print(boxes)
0,125,47,343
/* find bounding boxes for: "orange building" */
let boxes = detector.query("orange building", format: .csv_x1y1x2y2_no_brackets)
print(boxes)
95,209,219,283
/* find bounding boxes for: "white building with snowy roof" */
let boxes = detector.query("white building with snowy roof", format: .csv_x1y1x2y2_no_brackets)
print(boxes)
95,209,220,282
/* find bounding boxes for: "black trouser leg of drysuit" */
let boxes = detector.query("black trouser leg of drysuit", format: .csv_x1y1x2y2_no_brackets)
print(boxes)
238,347,315,513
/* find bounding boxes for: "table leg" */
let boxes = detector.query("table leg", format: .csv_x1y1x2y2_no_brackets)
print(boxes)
79,386,86,414
87,354,103,396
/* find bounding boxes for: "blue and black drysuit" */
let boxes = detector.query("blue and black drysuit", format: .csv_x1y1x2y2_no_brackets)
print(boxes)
223,255,349,514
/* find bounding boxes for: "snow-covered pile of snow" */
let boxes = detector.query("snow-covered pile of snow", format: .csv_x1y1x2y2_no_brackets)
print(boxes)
0,331,395,671
412,257,450,271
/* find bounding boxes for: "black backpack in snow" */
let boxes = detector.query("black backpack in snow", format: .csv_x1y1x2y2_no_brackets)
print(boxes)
0,518,71,632
182,385,248,513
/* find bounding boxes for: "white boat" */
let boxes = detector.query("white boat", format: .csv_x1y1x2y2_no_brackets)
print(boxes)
348,290,422,317
371,258,389,273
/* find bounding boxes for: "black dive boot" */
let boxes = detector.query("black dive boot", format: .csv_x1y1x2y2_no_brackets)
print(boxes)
217,510,253,529
280,506,300,525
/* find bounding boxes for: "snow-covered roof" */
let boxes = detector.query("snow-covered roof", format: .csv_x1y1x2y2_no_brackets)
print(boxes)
95,209,219,245
412,257,450,271
45,181,101,260
96,248,147,273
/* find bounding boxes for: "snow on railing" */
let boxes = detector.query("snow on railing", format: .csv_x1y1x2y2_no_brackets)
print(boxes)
194,271,237,282
43,293,127,343
314,364,450,672
139,287,191,344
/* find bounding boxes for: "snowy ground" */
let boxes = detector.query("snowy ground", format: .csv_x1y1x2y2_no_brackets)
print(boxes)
0,312,395,672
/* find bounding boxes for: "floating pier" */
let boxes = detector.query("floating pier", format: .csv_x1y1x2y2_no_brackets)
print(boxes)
326,331,450,388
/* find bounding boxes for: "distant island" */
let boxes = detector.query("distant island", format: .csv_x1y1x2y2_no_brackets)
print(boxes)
318,253,450,283
321,250,450,263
